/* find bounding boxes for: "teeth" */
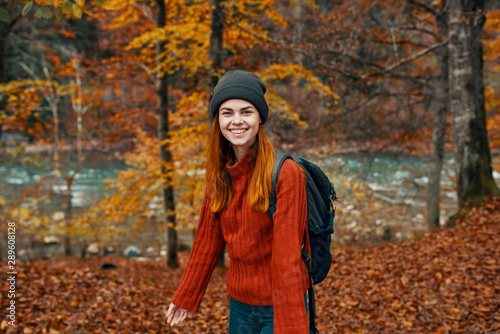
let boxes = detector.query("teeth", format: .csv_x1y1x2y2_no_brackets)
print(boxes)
231,129,247,134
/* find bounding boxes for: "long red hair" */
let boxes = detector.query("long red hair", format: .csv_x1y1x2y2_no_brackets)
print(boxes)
206,115,276,213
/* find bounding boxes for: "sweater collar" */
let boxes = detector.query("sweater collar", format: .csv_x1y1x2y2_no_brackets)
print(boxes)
226,151,254,179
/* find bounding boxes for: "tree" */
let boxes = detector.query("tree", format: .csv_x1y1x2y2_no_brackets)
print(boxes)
208,0,225,267
421,1,449,231
155,0,178,269
0,0,22,151
208,0,223,106
19,47,94,255
1,0,89,149
448,0,500,213
88,0,213,267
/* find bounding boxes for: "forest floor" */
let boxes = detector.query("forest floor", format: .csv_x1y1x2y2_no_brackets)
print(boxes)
1,197,499,334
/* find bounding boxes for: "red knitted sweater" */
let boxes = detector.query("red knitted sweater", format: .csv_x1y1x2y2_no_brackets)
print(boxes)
171,152,310,333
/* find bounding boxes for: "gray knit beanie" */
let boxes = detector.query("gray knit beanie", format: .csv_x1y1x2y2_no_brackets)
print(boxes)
209,70,269,124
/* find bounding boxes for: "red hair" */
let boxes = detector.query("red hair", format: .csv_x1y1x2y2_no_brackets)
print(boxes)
206,116,276,213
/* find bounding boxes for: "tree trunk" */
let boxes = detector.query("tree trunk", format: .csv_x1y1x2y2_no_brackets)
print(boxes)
208,0,226,267
0,1,19,152
426,11,449,231
49,96,72,254
64,183,73,256
80,240,87,259
208,0,223,114
448,0,499,213
0,21,7,261
156,0,178,269
469,0,499,197
0,19,9,151
49,85,61,173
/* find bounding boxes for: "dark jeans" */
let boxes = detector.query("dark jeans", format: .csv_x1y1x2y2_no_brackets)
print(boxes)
228,294,308,334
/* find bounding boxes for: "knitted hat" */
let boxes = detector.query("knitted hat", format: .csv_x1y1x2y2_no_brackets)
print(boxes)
209,70,269,124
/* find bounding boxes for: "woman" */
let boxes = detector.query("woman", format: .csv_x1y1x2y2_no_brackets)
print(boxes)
166,70,311,333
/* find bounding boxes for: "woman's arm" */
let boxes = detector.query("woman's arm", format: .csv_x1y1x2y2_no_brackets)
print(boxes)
170,189,226,313
271,159,310,334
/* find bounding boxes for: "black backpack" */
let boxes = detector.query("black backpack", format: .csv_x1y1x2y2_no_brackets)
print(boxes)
268,151,337,334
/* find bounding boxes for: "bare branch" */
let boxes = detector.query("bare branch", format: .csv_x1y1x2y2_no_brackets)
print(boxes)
351,0,381,22
360,37,448,80
391,28,401,60
19,61,55,105
129,60,156,84
407,0,437,15
221,12,358,80
19,61,36,78
398,26,440,40
222,4,447,83
133,2,154,22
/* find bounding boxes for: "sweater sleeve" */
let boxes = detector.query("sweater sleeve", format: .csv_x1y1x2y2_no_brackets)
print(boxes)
271,159,310,334
171,189,226,313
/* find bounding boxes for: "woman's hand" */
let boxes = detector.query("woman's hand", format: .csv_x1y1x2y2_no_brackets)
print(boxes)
166,303,189,327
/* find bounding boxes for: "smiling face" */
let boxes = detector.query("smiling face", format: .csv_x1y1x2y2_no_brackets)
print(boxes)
219,99,262,161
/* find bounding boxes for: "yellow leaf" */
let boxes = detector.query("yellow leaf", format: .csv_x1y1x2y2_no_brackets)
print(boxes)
72,4,82,18
402,321,413,327
477,306,491,312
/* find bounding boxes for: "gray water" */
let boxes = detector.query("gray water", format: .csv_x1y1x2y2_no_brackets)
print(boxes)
1,153,499,227
321,153,459,208
0,157,128,210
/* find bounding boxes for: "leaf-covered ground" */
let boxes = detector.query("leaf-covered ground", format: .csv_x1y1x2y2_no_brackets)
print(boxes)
1,196,499,334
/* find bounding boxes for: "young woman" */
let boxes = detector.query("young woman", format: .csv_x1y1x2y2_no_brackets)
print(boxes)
166,70,311,333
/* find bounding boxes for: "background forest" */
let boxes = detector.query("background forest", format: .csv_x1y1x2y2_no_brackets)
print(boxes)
0,0,499,332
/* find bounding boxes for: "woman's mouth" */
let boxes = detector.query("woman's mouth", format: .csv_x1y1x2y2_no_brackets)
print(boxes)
230,129,248,134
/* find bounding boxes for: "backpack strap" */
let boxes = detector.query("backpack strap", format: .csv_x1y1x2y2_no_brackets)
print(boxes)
268,150,319,334
307,285,319,334
267,150,291,222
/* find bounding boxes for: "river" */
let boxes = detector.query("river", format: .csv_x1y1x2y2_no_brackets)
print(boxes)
1,153,499,244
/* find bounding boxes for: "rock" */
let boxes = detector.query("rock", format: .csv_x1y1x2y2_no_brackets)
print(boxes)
124,245,141,258
87,243,99,255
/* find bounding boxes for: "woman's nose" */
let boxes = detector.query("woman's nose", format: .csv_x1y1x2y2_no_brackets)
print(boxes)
232,114,243,124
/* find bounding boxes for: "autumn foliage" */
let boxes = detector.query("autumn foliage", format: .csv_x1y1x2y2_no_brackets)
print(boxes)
2,196,498,333
0,0,499,331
